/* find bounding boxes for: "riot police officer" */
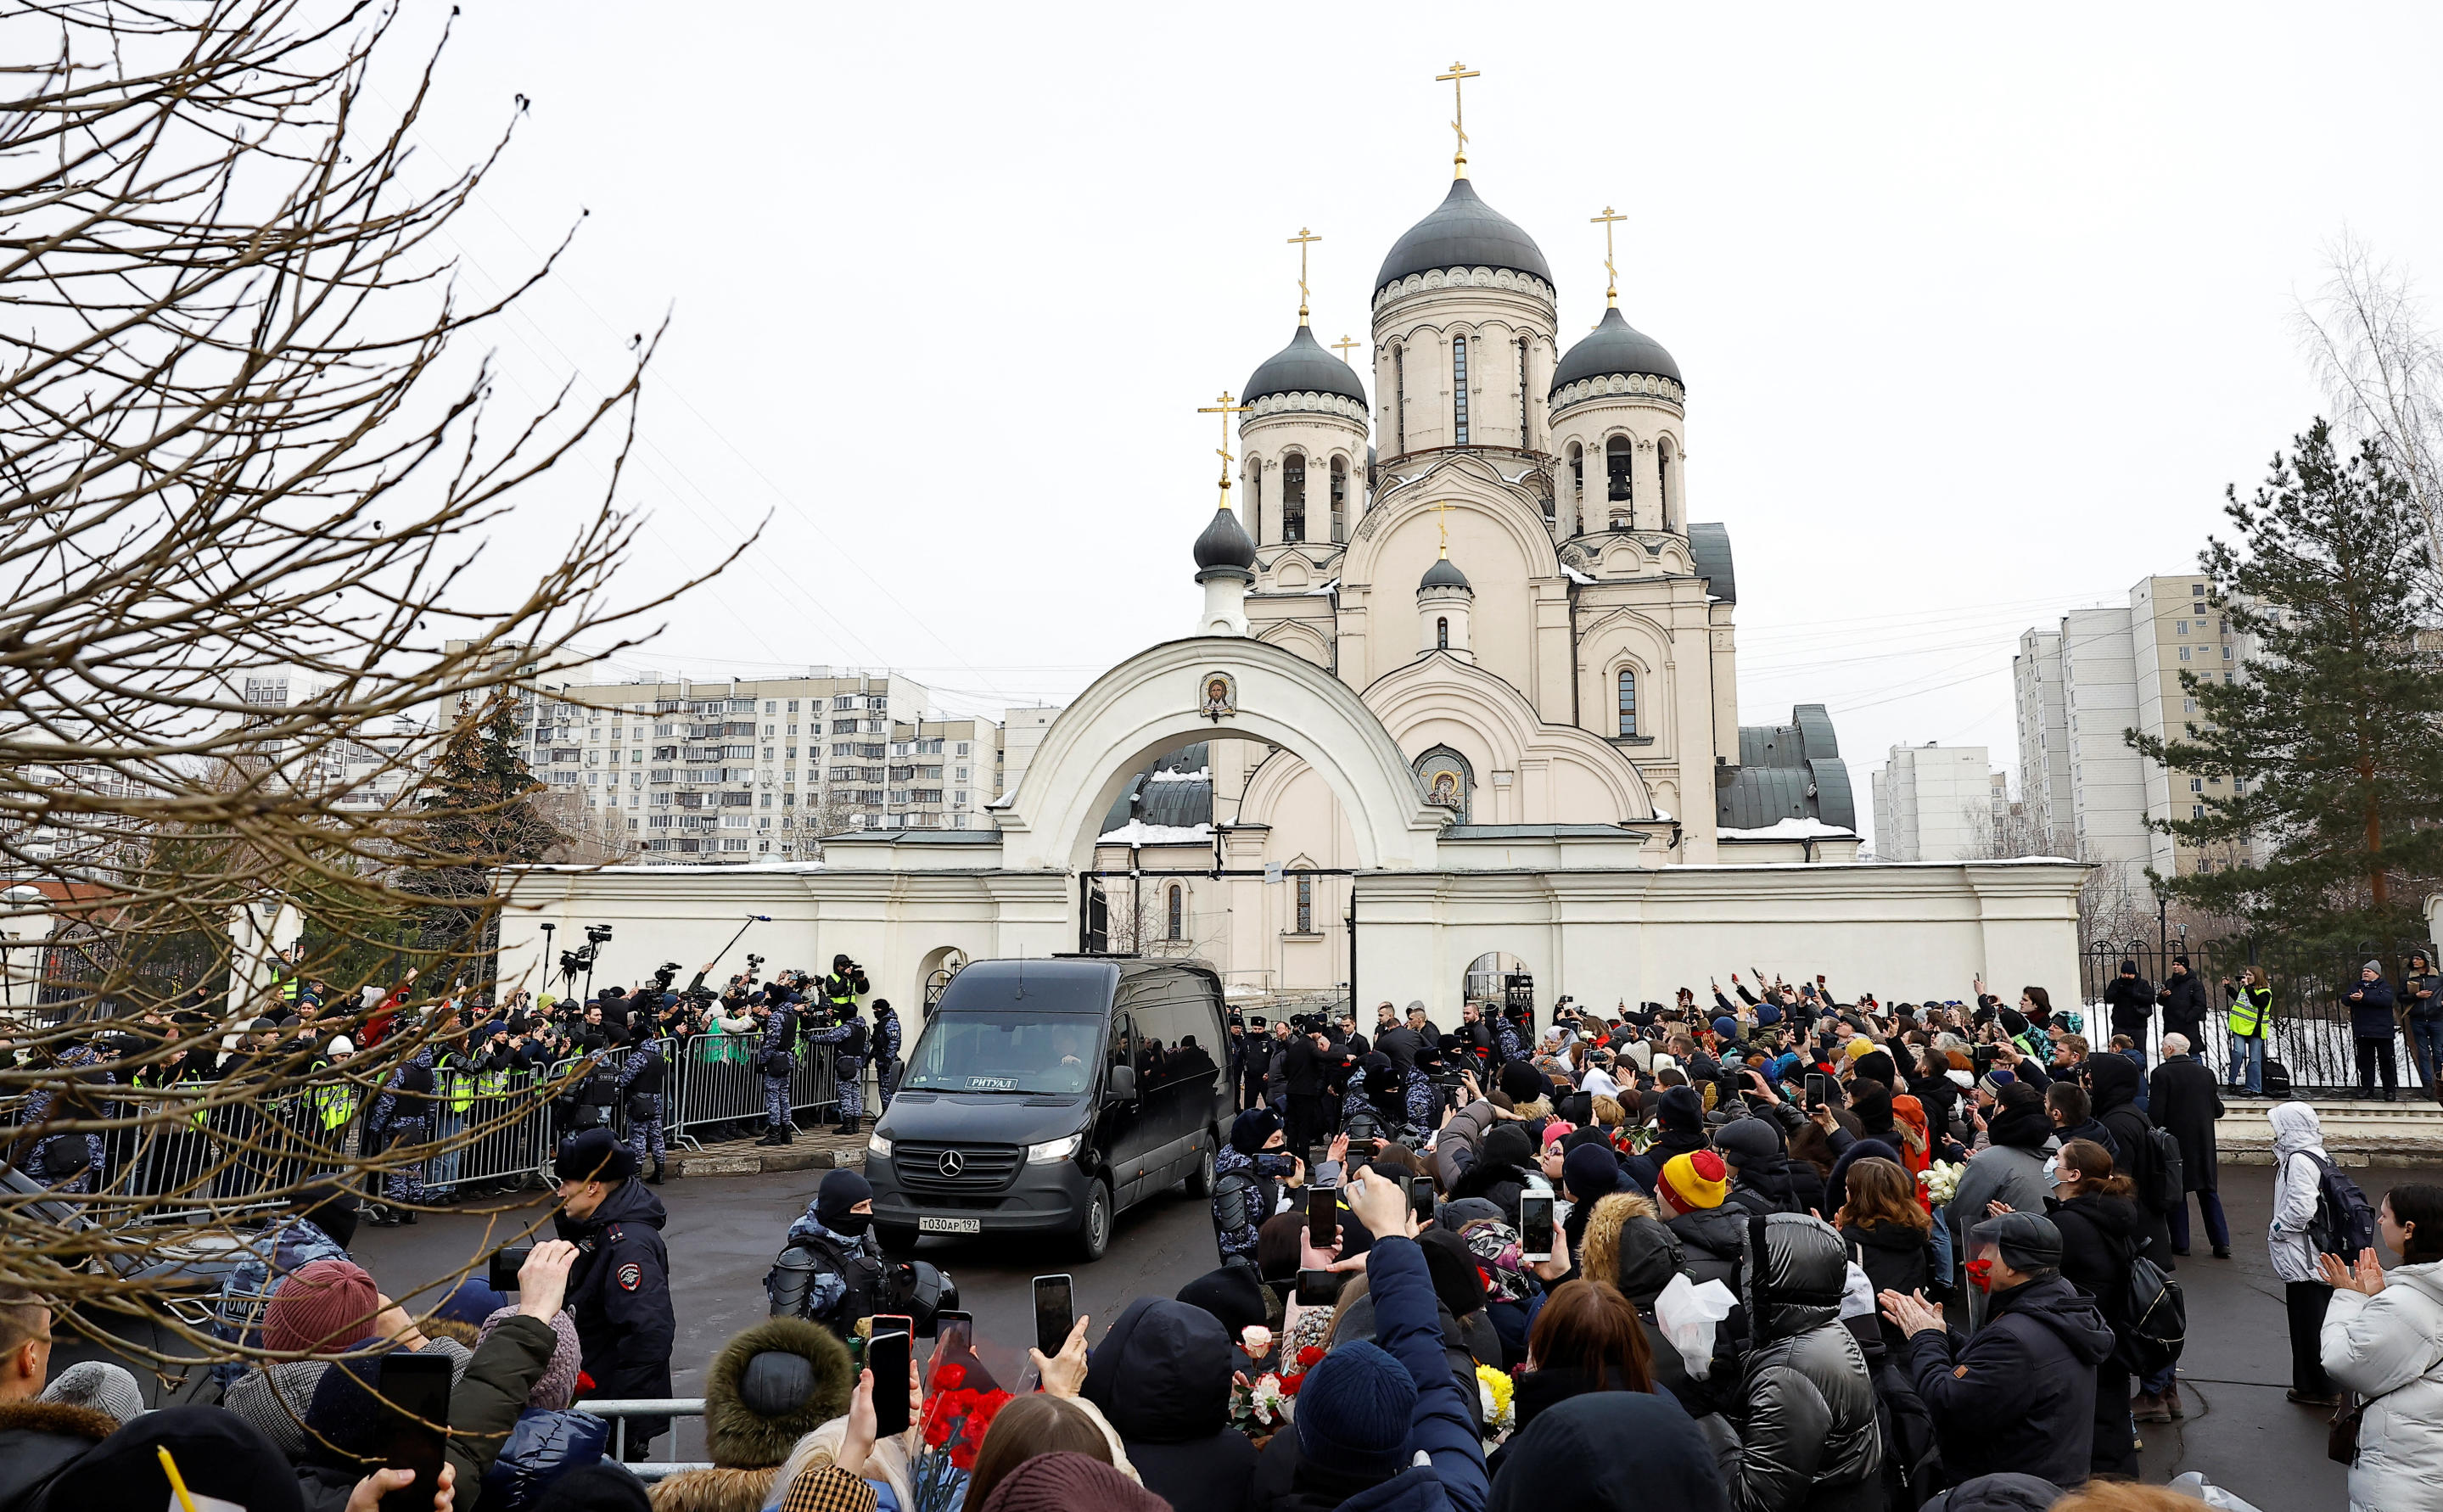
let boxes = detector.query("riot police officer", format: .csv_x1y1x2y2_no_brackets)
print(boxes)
616,1022,668,1184
766,1168,886,1342
804,999,868,1137
754,986,798,1146
367,1032,435,1226
554,1127,674,1461
870,997,903,1115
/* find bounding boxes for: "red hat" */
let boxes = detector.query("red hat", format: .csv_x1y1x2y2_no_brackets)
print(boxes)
263,1257,380,1353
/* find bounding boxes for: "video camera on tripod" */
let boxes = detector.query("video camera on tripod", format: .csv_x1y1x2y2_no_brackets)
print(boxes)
555,923,614,997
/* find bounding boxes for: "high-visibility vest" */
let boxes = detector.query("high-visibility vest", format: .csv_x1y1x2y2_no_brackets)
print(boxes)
315,1077,357,1130
2230,984,2271,1038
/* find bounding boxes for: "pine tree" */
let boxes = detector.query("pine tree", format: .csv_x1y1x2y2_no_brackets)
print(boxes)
401,693,564,943
2129,418,2443,949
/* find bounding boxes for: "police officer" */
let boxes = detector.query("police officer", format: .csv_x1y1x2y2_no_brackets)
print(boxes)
554,1127,675,1461
804,998,868,1137
766,1168,887,1342
754,986,798,1146
870,997,903,1115
616,1022,669,1184
367,1033,435,1226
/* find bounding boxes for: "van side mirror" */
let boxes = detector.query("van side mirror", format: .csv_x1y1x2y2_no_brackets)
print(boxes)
1105,1064,1138,1103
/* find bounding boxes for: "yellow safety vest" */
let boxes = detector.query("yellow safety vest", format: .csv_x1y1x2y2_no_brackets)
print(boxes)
2230,984,2271,1038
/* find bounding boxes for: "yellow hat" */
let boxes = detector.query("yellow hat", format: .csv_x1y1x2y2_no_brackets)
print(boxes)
1660,1149,1729,1211
1844,1037,1876,1064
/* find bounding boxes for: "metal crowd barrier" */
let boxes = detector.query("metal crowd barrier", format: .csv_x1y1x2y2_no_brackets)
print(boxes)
663,1033,838,1145
580,1397,710,1477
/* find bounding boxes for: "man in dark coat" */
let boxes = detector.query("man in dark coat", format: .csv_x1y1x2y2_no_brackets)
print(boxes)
1884,1212,2115,1489
2345,962,2401,1100
2101,961,2154,1044
2154,956,2211,1044
2147,1033,2227,1257
2081,1053,2174,1268
552,1128,675,1459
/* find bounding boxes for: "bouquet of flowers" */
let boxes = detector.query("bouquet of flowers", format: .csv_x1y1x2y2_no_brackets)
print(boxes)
1476,1364,1514,1443
1229,1345,1323,1442
1920,1159,1964,1207
909,1365,1012,1512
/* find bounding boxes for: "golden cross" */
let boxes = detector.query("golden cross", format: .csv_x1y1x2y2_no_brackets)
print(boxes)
1196,391,1252,505
1331,333,1359,364
1591,205,1628,308
1287,227,1320,325
1435,501,1451,558
1436,61,1480,177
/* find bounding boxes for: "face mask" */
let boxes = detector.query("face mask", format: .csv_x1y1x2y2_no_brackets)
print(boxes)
830,1212,872,1237
1964,1257,1995,1293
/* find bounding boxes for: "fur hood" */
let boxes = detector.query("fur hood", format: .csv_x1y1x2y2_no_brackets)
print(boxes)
0,1397,120,1442
645,1464,779,1512
1577,1190,1656,1296
1511,1096,1554,1123
700,1316,855,1469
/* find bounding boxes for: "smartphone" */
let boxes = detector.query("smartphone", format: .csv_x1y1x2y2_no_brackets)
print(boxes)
1033,1274,1074,1359
928,1310,973,1391
868,1327,911,1437
1519,1194,1555,1263
1408,1173,1435,1224
873,1313,913,1346
487,1245,530,1293
1306,1184,1338,1249
375,1350,453,1512
1296,1268,1342,1307
1804,1072,1831,1109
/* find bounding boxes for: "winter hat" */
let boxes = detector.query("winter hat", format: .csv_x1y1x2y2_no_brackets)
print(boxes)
1851,1050,1897,1089
479,1305,582,1410
701,1317,856,1468
294,1181,361,1251
1177,1265,1269,1341
1848,1080,1893,1129
1499,1060,1545,1104
1842,1036,1876,1064
1294,1339,1419,1481
326,1035,355,1056
2366,960,2384,975
782,1462,882,1512
1561,1143,1623,1204
534,1461,655,1512
262,1257,380,1353
1540,1121,1575,1150
39,1359,145,1424
815,1168,874,1232
1417,1229,1488,1317
435,1274,510,1326
1229,1107,1283,1156
34,1406,304,1512
555,1126,638,1184
1481,1123,1535,1173
979,1452,1168,1512
1660,1150,1729,1211
1712,1117,1779,1170
1970,1211,2064,1275
1656,1084,1706,1134
1977,1067,2016,1096
1918,1474,2061,1512
1711,1016,1739,1041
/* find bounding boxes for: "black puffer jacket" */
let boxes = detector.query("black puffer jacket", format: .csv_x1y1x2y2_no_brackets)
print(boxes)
1080,1298,1256,1512
1707,1213,1883,1512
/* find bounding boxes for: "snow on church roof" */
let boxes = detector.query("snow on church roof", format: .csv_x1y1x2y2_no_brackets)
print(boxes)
1097,820,1213,846
1717,817,1857,842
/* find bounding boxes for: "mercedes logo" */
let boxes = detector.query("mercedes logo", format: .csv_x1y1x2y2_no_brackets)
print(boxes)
936,1150,965,1179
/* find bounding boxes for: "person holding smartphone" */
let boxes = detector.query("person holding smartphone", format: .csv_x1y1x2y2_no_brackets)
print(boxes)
1212,1109,1302,1268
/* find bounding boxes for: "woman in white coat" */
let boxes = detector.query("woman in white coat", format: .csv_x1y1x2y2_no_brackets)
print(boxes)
2319,1182,2443,1512
2267,1102,2339,1405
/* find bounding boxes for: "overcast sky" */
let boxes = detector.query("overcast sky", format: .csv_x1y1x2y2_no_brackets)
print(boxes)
388,3,2443,842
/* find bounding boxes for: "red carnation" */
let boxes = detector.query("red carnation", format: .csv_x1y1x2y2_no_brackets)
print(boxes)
1296,1346,1325,1369
1280,1371,1305,1397
933,1363,967,1392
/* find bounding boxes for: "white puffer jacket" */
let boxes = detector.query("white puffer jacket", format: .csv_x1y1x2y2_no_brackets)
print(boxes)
2323,1260,2443,1512
2266,1102,2329,1285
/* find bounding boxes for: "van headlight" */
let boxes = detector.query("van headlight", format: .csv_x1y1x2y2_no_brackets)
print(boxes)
1025,1133,1081,1164
866,1132,893,1159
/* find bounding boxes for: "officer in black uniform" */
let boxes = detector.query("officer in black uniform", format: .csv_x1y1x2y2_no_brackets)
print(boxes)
765,1168,887,1343
553,1127,675,1460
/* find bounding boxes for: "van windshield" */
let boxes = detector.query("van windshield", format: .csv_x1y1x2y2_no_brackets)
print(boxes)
901,1011,1106,1096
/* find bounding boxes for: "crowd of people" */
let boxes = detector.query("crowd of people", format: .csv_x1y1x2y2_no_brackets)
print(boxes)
6,960,2443,1512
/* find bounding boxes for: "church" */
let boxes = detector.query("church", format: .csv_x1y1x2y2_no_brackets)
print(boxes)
1087,127,1859,998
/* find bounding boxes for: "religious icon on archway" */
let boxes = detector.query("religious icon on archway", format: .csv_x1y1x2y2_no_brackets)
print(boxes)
1414,748,1470,821
1201,671,1236,721
1428,771,1459,808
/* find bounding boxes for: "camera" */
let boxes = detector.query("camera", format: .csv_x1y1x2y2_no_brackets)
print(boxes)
488,1245,530,1292
586,924,614,945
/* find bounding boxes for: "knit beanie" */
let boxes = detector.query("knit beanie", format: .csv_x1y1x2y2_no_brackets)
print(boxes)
1230,1107,1284,1156
1561,1142,1623,1204
1659,1150,1729,1212
1656,1084,1706,1134
1482,1123,1534,1173
980,1452,1168,1512
815,1168,874,1232
39,1359,145,1424
2366,960,2384,975
1176,1266,1269,1340
1294,1339,1419,1481
479,1305,582,1409
1711,1016,1738,1041
263,1257,380,1353
436,1275,510,1326
1843,1036,1875,1064
1499,1061,1544,1104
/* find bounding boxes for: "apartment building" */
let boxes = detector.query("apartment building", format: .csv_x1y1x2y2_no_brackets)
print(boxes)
883,716,994,832
1870,743,1998,861
2011,628,2073,854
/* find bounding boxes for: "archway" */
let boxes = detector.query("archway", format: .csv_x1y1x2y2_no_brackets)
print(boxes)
1464,950,1532,1019
917,945,967,1019
995,636,1446,876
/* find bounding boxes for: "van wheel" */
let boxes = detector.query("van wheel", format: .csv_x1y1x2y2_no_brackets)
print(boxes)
1076,1179,1112,1262
1184,1142,1216,1198
876,1224,918,1257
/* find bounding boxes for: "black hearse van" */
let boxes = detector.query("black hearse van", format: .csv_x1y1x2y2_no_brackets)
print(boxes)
864,956,1230,1259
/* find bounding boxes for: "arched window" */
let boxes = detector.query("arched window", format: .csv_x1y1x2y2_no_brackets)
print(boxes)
1329,456,1347,542
1282,452,1306,542
1451,335,1470,445
1568,443,1583,522
1167,884,1182,941
1605,434,1633,509
1540,493,1555,528
1392,345,1405,451
1296,875,1314,933
1250,462,1262,545
1657,436,1675,529
1617,669,1639,736
1516,337,1530,441
1437,616,1449,649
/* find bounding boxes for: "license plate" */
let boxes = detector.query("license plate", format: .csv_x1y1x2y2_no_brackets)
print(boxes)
917,1217,980,1235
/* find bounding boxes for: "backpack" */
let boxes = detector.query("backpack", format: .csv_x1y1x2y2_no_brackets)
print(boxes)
2263,1058,2295,1099
1870,1356,1946,1507
2145,1126,2184,1212
2117,1234,2187,1375
2306,1154,2381,1257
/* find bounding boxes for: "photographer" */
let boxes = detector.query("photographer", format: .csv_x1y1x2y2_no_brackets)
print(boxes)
820,953,869,1018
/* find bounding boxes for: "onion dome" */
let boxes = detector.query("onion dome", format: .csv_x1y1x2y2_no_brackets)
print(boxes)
1193,504,1257,574
1419,555,1472,592
1376,177,1553,294
1243,324,1366,406
1550,305,1682,393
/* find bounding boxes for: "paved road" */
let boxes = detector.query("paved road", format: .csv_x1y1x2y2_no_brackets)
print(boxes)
350,1159,2423,1499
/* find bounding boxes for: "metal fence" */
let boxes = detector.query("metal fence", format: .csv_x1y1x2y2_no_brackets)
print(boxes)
663,1031,839,1146
2076,935,2439,1092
